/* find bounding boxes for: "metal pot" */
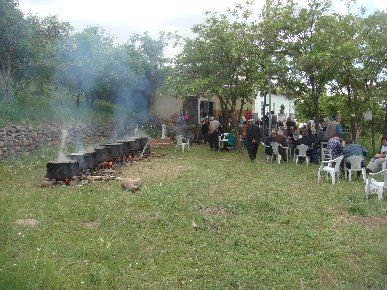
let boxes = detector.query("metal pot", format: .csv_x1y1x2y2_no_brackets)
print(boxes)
68,153,87,170
102,143,125,159
68,151,96,170
95,147,110,163
117,140,132,156
46,161,80,180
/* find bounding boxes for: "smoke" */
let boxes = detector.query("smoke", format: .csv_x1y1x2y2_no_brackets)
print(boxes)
110,74,153,140
47,26,166,152
57,129,70,161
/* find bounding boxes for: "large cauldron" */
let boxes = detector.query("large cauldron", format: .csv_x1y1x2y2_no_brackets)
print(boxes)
102,143,125,159
117,140,133,156
68,152,95,170
139,137,148,149
46,161,80,180
95,147,110,163
130,138,142,151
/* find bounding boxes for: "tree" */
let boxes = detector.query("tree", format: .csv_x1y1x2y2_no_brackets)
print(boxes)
167,4,258,134
328,10,386,141
12,14,72,94
55,26,115,106
124,32,170,112
276,0,335,121
0,0,34,104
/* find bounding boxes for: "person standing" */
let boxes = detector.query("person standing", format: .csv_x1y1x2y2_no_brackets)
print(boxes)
271,111,278,129
336,115,343,138
246,119,261,162
209,116,220,150
241,120,248,147
201,117,209,144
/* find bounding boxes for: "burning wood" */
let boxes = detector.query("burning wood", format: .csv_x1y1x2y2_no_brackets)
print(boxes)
44,135,152,185
98,161,113,170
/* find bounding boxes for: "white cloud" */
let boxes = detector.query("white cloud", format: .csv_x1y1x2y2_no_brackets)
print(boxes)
19,0,242,40
19,0,386,56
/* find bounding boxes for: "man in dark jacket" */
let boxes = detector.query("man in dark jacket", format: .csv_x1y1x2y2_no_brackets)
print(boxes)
246,120,261,162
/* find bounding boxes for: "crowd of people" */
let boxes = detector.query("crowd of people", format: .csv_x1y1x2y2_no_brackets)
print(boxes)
199,114,387,175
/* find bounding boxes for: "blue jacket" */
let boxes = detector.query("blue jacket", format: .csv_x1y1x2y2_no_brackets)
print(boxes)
343,144,368,159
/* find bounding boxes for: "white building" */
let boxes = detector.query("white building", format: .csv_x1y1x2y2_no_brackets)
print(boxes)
253,91,295,120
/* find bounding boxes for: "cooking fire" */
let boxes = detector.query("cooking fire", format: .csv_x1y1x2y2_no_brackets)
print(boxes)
45,137,149,185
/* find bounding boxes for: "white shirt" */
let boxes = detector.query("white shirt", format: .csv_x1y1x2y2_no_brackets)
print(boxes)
381,145,387,154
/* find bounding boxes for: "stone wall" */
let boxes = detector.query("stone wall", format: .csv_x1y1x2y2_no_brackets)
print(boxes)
0,122,132,160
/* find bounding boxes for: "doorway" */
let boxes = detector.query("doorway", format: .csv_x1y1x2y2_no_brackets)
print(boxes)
199,100,214,123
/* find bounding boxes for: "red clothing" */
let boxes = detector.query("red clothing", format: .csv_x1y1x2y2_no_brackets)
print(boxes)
245,111,252,122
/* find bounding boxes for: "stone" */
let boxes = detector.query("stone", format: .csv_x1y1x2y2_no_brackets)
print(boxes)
121,178,142,192
15,218,39,227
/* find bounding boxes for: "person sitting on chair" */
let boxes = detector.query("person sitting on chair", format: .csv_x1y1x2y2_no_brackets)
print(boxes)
272,128,288,161
366,137,387,173
343,136,368,175
327,135,343,159
288,126,298,150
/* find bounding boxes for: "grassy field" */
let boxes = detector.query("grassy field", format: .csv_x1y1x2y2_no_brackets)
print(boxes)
0,90,116,128
0,146,386,289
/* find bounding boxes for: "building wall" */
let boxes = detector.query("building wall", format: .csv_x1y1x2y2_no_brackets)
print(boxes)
152,94,255,123
151,94,183,121
198,96,254,123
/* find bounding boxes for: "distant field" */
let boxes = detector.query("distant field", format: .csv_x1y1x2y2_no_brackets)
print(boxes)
0,146,385,288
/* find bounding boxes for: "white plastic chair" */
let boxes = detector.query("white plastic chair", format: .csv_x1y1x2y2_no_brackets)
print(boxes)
295,144,310,165
175,135,189,152
321,142,332,162
317,155,344,185
345,155,366,181
365,169,386,200
280,144,291,163
219,133,229,150
261,142,272,162
270,142,282,164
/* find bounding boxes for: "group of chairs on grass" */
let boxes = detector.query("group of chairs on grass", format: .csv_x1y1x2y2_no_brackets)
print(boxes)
261,128,386,200
175,116,386,200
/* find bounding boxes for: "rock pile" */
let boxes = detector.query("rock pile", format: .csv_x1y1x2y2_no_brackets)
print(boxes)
0,121,132,160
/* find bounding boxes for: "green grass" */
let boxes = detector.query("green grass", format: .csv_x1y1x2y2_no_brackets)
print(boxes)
0,146,386,289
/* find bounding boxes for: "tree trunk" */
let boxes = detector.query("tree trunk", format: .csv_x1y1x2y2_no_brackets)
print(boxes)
347,85,357,142
1,56,12,105
310,75,319,119
235,98,246,149
383,102,387,139
1,75,10,104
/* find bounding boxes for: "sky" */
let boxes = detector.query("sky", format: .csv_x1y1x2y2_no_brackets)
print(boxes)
19,0,386,55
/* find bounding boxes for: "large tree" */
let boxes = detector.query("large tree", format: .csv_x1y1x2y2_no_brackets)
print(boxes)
167,4,259,132
328,11,387,141
0,0,34,104
274,0,336,120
